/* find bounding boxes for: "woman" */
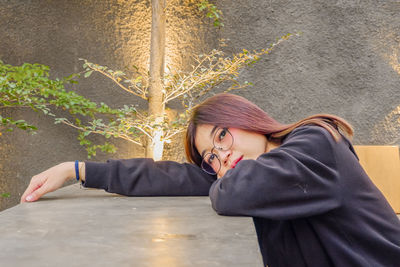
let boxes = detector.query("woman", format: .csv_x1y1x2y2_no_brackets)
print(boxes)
21,93,400,267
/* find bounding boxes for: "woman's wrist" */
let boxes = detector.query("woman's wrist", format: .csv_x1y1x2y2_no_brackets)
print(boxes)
60,161,85,182
60,162,77,181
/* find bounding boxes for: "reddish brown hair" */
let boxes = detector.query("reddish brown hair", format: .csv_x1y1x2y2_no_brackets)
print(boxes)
185,93,353,167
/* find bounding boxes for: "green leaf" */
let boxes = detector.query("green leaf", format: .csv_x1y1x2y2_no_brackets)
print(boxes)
84,70,93,78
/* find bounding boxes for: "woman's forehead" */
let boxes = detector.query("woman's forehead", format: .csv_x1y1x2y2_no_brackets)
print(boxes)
194,124,216,150
195,124,215,139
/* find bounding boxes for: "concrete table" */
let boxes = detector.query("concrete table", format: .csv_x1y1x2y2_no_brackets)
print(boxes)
0,184,263,267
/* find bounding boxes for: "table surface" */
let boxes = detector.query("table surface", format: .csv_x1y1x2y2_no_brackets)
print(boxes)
0,184,263,267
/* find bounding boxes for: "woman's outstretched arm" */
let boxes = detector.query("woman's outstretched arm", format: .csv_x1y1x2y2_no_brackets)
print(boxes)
83,159,216,196
21,158,216,203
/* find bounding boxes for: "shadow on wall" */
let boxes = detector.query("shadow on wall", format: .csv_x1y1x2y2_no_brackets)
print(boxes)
0,132,29,211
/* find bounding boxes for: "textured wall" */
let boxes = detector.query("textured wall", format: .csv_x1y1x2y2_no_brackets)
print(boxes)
216,0,400,145
1,0,400,210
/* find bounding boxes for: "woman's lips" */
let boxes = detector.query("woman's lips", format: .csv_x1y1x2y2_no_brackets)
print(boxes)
231,155,243,169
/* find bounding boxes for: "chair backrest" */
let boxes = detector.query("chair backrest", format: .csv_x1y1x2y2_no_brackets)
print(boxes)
353,145,400,214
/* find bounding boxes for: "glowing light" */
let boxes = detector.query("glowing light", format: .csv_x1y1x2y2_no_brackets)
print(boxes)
148,217,181,266
152,128,164,161
371,31,400,144
388,48,400,75
373,106,400,145
120,0,213,159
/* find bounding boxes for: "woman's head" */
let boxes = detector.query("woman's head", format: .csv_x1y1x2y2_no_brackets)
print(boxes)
185,93,353,178
193,124,280,177
185,93,287,177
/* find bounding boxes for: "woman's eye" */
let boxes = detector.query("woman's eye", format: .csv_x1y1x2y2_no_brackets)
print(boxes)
218,129,227,140
207,154,216,164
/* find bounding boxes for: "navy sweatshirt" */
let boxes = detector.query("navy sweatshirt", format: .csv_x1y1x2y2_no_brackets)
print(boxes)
83,126,400,267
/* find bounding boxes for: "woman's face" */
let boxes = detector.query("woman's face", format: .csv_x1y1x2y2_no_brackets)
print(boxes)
195,124,274,178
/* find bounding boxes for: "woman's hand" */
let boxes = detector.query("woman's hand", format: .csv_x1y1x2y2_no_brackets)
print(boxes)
20,162,84,203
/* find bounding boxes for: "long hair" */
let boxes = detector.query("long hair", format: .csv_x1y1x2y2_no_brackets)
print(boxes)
185,93,353,167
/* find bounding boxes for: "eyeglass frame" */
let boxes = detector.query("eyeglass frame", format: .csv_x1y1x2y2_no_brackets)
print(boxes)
200,127,234,175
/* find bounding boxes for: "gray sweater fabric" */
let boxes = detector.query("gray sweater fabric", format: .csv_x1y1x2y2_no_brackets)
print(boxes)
84,126,400,267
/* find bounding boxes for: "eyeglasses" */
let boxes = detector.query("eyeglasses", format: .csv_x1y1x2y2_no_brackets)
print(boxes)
201,127,234,175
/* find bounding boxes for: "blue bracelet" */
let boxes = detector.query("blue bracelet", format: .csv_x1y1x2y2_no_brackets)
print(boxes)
75,160,80,181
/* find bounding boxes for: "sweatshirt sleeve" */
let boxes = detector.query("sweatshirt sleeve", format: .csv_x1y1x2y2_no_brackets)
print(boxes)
209,126,343,220
83,158,216,196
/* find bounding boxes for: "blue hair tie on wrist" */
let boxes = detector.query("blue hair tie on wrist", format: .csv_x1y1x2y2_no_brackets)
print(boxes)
75,160,80,181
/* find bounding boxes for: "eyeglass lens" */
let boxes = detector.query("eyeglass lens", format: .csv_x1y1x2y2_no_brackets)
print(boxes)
213,128,232,150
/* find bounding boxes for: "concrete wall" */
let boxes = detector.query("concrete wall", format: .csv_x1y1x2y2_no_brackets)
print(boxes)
1,0,399,210
215,0,400,144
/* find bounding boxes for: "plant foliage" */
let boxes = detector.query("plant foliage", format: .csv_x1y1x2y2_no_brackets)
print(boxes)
72,33,297,157
0,60,125,155
198,0,223,27
0,193,10,198
0,33,298,158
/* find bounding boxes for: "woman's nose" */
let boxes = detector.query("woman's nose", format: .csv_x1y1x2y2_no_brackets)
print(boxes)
217,149,231,166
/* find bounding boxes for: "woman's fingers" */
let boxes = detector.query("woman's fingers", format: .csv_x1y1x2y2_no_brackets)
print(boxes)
20,176,46,203
24,184,48,202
